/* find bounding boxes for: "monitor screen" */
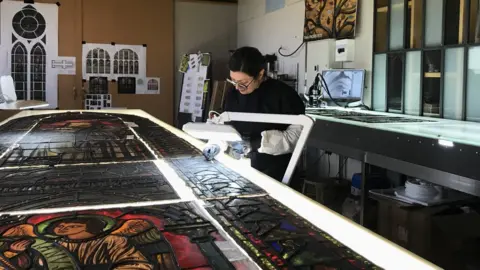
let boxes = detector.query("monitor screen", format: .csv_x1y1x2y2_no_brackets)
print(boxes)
321,69,365,100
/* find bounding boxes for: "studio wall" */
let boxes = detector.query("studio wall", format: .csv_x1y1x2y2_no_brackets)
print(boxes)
0,0,174,123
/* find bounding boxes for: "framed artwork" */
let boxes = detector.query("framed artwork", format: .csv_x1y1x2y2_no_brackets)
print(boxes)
0,203,256,269
168,157,266,200
0,162,179,213
0,112,154,167
303,0,358,41
207,196,380,270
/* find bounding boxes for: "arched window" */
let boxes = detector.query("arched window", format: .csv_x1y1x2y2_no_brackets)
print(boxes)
148,79,159,91
11,42,28,100
30,43,46,101
86,48,111,74
114,49,139,75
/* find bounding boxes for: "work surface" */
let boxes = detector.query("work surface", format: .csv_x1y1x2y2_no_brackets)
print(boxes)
0,110,437,270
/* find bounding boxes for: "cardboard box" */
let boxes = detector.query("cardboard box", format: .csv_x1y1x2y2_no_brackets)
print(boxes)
376,199,447,260
431,212,480,269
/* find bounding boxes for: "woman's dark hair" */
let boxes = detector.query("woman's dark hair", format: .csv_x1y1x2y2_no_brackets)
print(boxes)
47,217,106,235
229,47,266,78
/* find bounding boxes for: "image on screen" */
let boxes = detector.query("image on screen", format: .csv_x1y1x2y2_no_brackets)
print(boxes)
321,69,365,100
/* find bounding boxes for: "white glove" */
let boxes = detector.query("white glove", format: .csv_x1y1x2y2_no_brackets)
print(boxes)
206,114,224,124
258,125,302,156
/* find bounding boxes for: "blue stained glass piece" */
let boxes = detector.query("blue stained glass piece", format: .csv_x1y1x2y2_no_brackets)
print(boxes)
271,241,282,252
280,221,296,231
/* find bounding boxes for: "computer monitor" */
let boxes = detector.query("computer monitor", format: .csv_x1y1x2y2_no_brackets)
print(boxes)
321,69,365,101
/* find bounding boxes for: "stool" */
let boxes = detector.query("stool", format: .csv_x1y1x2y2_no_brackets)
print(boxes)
302,179,328,203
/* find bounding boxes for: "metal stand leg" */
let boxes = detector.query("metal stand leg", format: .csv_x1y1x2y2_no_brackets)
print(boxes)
360,161,367,226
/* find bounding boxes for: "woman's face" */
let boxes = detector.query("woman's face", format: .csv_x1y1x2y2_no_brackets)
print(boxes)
229,71,263,95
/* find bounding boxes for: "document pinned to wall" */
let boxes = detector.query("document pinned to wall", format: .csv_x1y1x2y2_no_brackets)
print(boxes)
145,77,160,94
82,43,116,80
179,53,210,119
81,43,147,83
0,1,59,108
51,56,76,75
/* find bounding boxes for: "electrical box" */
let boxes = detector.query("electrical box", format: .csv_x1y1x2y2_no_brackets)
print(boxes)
335,39,355,62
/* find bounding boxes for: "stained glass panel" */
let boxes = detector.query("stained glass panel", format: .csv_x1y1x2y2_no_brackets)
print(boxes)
207,196,381,270
0,203,255,269
117,114,202,158
167,157,265,200
0,112,154,167
0,162,179,213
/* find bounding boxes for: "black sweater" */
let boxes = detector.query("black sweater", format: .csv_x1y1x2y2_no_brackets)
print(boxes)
224,78,305,181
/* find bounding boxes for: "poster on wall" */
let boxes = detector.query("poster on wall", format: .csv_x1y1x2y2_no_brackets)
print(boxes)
0,1,59,108
51,56,76,75
179,53,210,119
82,43,115,80
81,43,147,82
303,0,358,41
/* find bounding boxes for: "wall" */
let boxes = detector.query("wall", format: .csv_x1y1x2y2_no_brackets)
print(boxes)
1,0,174,123
237,0,374,180
174,0,237,122
237,0,373,102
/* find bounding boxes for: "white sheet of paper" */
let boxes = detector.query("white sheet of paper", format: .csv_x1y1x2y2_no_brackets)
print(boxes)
51,56,76,75
0,1,59,108
179,53,208,118
82,43,116,80
113,44,147,80
144,77,160,94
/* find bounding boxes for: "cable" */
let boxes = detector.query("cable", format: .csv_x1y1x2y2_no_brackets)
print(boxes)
327,155,331,177
278,42,305,57
318,72,343,107
335,157,348,178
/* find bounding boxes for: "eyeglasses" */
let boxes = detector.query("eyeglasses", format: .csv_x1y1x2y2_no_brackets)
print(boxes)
226,78,254,91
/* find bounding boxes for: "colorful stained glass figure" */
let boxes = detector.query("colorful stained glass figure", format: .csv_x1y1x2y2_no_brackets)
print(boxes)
0,112,154,167
207,196,382,270
0,162,179,213
167,157,265,200
0,203,256,269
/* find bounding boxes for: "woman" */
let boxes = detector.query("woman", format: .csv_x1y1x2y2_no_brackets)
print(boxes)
224,47,305,188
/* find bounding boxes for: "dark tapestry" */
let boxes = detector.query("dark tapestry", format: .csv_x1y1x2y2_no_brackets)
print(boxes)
0,162,179,213
206,196,381,270
0,203,255,269
304,0,358,41
167,157,266,200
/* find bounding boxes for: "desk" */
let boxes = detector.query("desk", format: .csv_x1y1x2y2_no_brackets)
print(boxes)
0,109,439,270
306,107,480,225
0,100,49,109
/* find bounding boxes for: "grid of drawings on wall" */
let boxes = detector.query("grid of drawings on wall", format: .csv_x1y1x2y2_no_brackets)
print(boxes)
116,113,203,158
84,94,112,110
0,202,256,269
0,162,179,213
167,157,265,200
206,196,381,270
0,112,154,167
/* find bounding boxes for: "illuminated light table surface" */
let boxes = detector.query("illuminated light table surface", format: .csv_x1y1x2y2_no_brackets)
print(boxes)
0,110,440,270
306,107,480,198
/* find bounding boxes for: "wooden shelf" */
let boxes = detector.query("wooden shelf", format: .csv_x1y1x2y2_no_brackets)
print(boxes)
424,72,441,78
